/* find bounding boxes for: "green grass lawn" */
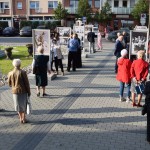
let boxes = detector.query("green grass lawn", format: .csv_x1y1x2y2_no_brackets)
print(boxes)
0,46,33,75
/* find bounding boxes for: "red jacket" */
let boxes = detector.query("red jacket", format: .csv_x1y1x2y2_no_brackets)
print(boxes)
130,59,149,81
116,57,132,83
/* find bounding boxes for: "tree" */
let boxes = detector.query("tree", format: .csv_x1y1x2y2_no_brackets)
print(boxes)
94,0,112,23
131,0,149,20
54,2,68,26
76,0,91,23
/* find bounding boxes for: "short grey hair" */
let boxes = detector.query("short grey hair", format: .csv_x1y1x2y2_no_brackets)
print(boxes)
12,59,21,67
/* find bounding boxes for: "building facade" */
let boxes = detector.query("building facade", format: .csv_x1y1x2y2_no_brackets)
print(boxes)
0,0,139,29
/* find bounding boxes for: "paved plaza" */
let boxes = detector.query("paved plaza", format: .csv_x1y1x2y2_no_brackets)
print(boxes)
0,40,150,150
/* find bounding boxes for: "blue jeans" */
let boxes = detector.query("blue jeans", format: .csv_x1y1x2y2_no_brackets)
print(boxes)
120,82,131,98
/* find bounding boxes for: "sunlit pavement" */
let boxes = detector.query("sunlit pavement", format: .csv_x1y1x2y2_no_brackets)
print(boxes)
0,39,149,150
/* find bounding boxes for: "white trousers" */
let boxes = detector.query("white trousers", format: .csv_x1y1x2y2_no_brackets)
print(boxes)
89,42,95,53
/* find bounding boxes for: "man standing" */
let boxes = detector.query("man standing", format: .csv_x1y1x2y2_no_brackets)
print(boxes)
67,34,80,72
87,28,95,53
114,34,124,73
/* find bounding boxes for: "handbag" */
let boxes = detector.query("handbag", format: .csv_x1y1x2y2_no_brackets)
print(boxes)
141,103,147,115
135,83,145,94
26,96,32,115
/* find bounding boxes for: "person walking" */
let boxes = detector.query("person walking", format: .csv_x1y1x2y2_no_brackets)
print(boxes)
130,50,149,107
114,34,124,73
87,28,95,53
52,38,64,76
116,49,132,102
144,81,150,144
8,59,31,124
67,33,80,72
97,29,103,51
32,46,51,97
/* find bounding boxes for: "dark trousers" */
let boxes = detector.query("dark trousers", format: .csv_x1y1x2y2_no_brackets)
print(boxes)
54,56,64,72
147,102,150,142
115,57,119,73
67,51,77,71
76,50,82,68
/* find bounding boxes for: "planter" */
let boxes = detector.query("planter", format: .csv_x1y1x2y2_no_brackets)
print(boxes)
4,47,13,59
26,44,33,57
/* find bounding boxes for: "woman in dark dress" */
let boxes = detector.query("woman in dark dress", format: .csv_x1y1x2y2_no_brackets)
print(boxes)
75,33,82,68
32,46,51,97
144,81,150,143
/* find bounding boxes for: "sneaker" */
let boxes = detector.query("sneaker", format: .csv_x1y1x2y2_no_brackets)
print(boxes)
119,97,126,102
126,97,132,103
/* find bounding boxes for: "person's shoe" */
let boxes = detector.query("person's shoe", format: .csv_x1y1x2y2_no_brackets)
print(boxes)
42,93,48,97
137,103,143,107
126,97,132,103
37,92,40,97
119,97,126,102
22,119,28,124
72,69,76,71
132,102,137,107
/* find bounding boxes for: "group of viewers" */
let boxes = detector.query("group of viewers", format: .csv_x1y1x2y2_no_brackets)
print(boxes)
114,32,150,143
7,31,83,124
6,29,150,143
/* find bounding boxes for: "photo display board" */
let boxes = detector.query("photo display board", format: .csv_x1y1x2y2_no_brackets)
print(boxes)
130,30,148,55
57,27,71,45
32,29,50,56
73,26,85,48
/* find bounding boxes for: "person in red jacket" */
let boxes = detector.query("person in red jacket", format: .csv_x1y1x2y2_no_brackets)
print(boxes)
116,49,132,102
130,50,149,107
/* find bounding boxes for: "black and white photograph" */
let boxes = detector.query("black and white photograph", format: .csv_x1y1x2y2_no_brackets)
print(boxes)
32,29,50,56
57,27,71,45
130,31,148,55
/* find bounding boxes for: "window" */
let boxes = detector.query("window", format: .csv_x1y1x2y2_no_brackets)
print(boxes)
95,0,100,8
17,2,22,9
88,0,92,7
70,0,79,7
0,2,9,9
30,1,39,9
114,0,119,7
130,0,135,7
123,0,127,7
48,1,58,9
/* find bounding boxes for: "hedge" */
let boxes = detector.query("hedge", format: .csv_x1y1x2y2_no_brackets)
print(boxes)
0,21,8,29
20,20,61,30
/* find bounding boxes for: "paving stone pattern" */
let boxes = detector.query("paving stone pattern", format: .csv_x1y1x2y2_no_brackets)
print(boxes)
0,42,149,150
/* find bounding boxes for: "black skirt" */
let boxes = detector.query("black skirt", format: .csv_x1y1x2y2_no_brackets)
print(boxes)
35,73,48,86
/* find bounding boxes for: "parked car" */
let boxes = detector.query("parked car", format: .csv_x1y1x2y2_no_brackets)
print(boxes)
20,26,32,37
3,27,18,36
107,30,130,42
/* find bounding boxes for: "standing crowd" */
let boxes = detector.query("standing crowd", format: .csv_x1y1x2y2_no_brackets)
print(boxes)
114,31,150,143
6,28,150,143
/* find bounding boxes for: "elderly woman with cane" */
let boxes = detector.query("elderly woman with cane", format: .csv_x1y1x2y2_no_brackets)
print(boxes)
8,59,31,124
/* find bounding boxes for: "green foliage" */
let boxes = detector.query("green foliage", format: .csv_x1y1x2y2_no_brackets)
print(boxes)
131,0,149,20
0,21,8,29
54,2,68,20
20,20,61,30
94,0,112,23
76,0,91,22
